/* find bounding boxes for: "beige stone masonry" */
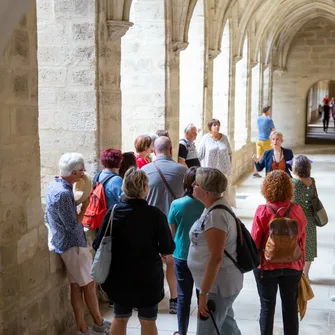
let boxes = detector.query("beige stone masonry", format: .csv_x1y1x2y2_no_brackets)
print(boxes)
0,6,74,335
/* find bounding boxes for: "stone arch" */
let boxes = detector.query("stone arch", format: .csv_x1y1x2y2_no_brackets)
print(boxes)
252,0,335,63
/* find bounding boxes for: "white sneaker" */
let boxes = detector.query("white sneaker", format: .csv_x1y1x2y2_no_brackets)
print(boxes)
92,318,112,333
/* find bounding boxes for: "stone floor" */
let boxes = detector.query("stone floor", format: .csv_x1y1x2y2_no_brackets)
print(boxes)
98,148,335,334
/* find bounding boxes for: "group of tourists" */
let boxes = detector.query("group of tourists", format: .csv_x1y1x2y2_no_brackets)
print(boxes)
45,108,321,335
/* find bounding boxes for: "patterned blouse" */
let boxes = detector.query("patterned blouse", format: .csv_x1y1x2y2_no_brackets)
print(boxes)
198,133,232,175
46,177,87,253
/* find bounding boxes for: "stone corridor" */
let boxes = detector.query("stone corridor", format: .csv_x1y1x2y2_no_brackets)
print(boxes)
92,148,335,335
1,1,335,334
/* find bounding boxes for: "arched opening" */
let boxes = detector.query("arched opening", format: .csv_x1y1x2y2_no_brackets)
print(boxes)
179,0,205,139
212,20,230,135
305,79,335,143
234,36,248,149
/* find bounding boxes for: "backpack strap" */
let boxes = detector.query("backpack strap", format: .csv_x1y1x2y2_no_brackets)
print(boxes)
283,202,294,217
265,204,277,214
207,204,240,269
265,202,293,217
93,171,116,189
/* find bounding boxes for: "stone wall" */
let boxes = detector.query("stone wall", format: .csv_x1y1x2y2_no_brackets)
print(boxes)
121,0,166,151
0,6,74,335
273,18,335,147
37,0,98,197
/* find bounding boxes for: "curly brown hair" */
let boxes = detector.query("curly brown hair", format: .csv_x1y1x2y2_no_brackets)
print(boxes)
261,170,293,202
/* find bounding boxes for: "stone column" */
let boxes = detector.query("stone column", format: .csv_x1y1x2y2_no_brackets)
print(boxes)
268,63,274,109
203,0,226,131
0,7,74,334
97,0,133,156
165,0,197,160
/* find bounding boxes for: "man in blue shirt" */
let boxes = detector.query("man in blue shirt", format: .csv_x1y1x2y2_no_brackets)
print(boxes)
46,152,110,335
253,106,275,178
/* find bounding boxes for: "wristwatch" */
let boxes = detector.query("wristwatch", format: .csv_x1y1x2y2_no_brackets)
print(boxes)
199,290,209,296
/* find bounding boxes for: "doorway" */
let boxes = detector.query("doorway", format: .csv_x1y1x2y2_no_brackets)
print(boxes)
305,80,335,144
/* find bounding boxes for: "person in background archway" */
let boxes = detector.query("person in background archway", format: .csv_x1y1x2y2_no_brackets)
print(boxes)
198,119,236,207
318,104,323,118
253,106,275,178
178,124,200,168
134,135,154,168
252,131,293,177
292,155,317,280
331,97,335,130
119,152,137,179
323,100,330,132
323,95,330,105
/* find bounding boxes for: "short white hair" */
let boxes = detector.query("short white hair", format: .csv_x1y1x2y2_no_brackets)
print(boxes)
59,152,84,177
184,123,197,133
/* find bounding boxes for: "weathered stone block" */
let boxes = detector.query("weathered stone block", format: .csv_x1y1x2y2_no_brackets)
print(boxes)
38,46,72,66
38,88,57,105
73,45,95,65
13,106,38,136
9,29,30,64
0,205,26,244
39,68,67,87
70,69,95,86
72,23,95,41
17,227,39,264
13,72,29,99
19,249,50,293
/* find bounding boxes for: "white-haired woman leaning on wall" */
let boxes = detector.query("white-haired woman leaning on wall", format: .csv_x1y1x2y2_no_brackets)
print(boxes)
187,167,243,335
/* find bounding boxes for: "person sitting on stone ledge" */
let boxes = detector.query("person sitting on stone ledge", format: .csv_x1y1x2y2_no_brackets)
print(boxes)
46,152,111,335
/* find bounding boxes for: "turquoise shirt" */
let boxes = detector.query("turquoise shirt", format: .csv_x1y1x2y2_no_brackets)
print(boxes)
168,196,204,260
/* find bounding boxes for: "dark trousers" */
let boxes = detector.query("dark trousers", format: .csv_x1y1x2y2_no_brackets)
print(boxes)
254,268,302,335
174,258,194,335
323,114,330,130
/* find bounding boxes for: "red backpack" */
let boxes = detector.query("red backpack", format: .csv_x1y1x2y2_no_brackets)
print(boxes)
82,173,115,229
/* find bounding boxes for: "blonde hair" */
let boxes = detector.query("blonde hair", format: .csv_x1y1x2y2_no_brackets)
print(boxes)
270,130,283,140
122,167,148,198
196,167,227,197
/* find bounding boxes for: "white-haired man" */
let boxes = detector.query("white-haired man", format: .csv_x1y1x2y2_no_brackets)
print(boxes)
178,124,200,168
46,153,110,335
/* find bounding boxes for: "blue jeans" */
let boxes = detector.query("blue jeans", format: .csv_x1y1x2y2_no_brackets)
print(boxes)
196,291,241,335
174,258,194,335
254,268,302,335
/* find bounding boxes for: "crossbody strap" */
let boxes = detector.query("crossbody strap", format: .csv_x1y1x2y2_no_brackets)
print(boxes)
206,204,240,269
103,204,117,239
153,161,177,200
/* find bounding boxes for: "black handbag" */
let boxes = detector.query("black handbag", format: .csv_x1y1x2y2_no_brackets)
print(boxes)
311,178,328,227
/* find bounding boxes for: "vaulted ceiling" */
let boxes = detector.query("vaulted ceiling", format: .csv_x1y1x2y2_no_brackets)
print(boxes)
231,0,335,67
